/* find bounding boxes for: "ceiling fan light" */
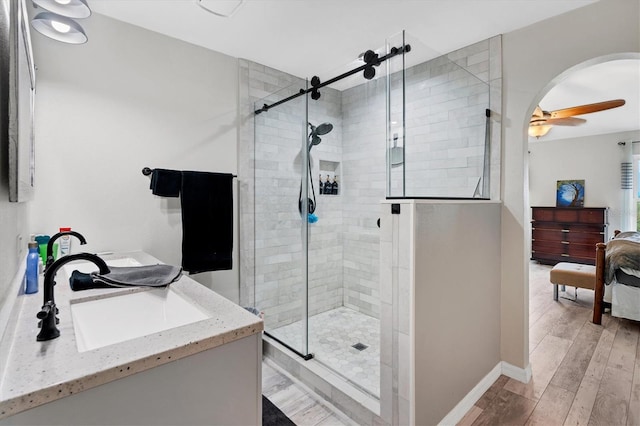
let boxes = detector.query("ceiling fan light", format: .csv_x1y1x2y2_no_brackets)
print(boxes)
33,0,91,19
31,12,88,44
528,123,552,138
197,0,244,18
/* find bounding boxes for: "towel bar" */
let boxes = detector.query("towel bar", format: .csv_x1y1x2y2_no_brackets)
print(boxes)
142,167,237,178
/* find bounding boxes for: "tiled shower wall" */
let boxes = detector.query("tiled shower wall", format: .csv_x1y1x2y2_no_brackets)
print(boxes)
403,52,489,198
239,34,501,334
341,79,386,317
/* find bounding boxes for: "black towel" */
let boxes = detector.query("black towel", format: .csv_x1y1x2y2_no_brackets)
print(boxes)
180,171,234,273
150,168,181,197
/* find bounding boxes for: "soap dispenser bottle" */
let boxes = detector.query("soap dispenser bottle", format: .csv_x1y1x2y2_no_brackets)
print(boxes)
26,241,39,294
58,227,72,256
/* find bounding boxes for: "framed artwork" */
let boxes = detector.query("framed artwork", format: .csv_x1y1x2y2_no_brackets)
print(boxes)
556,180,585,207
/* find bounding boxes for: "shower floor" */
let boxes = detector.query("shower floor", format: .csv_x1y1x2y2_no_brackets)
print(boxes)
269,306,380,397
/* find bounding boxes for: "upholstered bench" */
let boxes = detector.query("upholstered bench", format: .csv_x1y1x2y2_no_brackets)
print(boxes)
549,262,596,301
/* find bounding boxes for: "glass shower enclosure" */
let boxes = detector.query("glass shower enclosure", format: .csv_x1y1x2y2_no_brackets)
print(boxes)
246,30,492,400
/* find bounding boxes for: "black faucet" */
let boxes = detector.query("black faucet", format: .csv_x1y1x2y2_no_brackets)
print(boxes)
37,253,110,342
45,231,87,270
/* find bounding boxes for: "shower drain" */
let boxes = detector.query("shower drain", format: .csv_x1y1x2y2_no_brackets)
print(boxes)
352,342,368,351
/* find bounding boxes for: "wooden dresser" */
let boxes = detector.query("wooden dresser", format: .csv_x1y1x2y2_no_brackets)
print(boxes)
531,207,608,265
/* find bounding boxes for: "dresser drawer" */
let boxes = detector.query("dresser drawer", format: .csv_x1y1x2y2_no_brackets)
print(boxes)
531,222,566,231
532,228,565,242
567,243,597,259
532,208,556,222
565,231,604,245
578,209,606,224
554,209,579,223
532,240,565,256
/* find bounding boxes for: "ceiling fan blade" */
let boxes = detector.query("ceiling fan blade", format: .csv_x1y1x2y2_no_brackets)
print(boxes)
549,99,625,119
532,105,544,118
544,117,587,126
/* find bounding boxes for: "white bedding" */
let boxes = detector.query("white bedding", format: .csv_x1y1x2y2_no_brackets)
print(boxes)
606,268,640,321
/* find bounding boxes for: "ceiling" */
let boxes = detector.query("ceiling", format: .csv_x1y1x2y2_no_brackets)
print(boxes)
530,59,640,142
87,0,639,140
89,0,597,79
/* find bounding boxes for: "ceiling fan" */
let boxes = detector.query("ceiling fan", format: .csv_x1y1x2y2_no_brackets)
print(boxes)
528,99,626,138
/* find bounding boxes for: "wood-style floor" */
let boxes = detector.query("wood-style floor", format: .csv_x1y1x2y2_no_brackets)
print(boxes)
262,359,355,426
459,262,640,426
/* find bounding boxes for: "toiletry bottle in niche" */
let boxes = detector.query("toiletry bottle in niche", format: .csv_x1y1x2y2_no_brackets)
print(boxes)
318,174,324,195
325,175,331,194
332,175,339,195
26,241,39,294
59,227,72,257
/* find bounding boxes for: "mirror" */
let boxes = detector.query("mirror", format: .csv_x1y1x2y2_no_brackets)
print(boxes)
6,0,35,202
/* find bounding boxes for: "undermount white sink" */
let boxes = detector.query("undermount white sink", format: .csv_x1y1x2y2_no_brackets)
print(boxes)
71,287,210,352
58,256,210,352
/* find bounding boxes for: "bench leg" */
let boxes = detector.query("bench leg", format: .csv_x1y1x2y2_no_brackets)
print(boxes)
561,285,566,292
553,284,559,301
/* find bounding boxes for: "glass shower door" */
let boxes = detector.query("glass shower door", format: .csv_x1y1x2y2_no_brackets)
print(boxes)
253,81,311,357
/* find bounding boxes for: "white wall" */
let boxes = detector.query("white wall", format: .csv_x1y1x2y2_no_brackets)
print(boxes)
0,157,29,310
529,130,640,234
501,0,640,368
28,12,240,302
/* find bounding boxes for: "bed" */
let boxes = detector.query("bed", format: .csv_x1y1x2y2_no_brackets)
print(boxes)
593,230,640,324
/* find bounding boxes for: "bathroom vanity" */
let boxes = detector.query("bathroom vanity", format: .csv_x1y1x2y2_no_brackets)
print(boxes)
0,252,263,425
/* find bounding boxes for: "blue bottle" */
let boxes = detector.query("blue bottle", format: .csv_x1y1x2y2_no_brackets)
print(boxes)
26,241,39,294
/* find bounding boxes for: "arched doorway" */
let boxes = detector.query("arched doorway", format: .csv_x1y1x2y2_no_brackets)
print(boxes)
521,54,639,423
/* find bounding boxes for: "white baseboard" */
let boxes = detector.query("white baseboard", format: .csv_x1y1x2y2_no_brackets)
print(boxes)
438,362,502,426
438,361,532,426
501,361,532,384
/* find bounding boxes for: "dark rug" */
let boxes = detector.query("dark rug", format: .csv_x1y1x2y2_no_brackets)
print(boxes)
263,395,296,426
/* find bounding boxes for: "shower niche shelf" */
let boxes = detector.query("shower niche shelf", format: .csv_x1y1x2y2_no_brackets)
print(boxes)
319,160,340,196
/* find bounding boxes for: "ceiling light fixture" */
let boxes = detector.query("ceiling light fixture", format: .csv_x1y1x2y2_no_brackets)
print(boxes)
528,123,552,138
197,0,245,18
31,12,87,44
32,0,91,19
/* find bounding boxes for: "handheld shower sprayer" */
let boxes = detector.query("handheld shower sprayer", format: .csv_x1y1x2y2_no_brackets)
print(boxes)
299,122,334,221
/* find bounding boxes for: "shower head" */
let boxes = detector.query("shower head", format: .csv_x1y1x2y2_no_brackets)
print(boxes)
308,122,333,151
314,122,333,136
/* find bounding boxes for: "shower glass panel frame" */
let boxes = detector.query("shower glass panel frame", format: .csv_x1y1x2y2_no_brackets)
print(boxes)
253,80,311,359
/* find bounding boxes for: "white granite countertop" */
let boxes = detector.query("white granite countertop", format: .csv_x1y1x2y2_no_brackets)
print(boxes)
0,251,263,420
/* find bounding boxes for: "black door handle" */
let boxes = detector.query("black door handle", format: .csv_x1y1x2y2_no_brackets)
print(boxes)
377,218,380,228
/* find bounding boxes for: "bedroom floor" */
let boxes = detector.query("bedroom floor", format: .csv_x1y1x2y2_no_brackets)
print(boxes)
458,261,640,426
